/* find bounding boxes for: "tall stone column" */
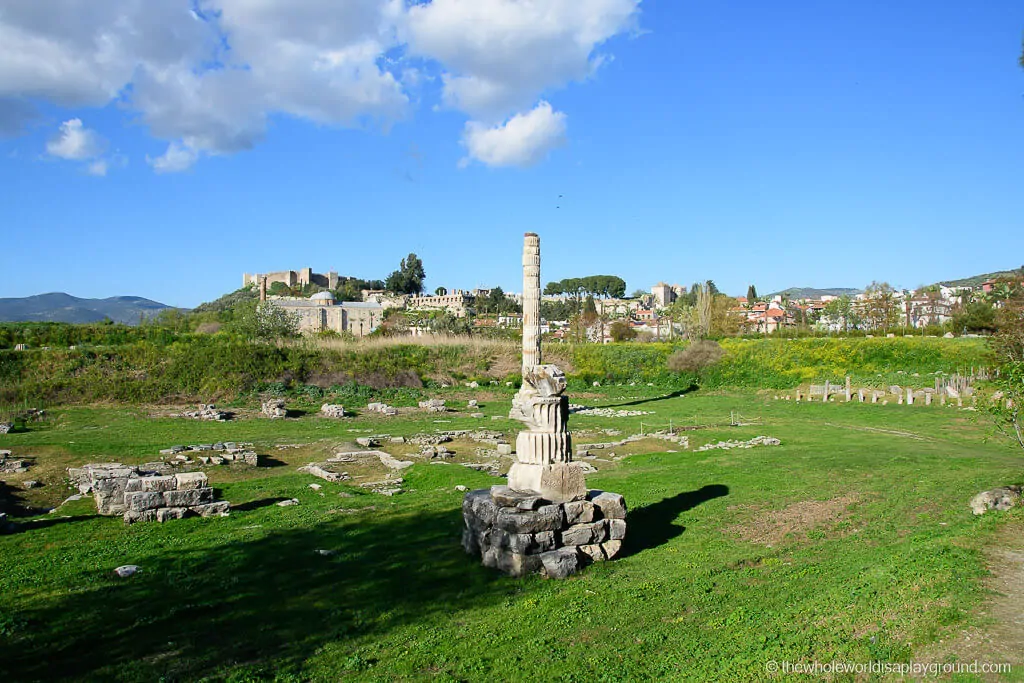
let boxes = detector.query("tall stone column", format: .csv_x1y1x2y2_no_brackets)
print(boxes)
522,233,542,374
508,233,585,503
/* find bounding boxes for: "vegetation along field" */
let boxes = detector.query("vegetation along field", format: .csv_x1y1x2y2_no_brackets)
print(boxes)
1,336,1022,681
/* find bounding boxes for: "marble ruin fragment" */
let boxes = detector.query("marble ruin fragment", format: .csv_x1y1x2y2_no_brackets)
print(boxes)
462,233,628,578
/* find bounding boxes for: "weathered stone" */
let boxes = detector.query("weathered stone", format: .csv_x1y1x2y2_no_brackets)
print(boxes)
174,472,209,490
163,487,214,507
156,507,189,522
463,489,499,529
508,462,586,503
124,491,165,512
970,486,1022,515
299,463,350,483
378,453,414,470
561,520,608,546
191,501,231,517
261,398,287,419
600,539,623,559
588,490,627,519
607,518,627,540
578,544,606,562
494,504,564,534
496,443,513,456
356,437,380,448
320,403,347,419
140,476,177,493
539,547,581,579
490,485,544,510
563,500,596,524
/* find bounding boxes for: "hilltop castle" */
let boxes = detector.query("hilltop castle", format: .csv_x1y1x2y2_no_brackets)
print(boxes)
243,268,338,291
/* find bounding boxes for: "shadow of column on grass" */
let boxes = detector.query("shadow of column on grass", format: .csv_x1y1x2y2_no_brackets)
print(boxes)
0,505,513,681
600,385,698,408
621,484,729,558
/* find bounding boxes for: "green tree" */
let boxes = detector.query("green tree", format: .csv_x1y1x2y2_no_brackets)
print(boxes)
385,253,426,295
609,320,637,342
435,286,448,296
989,280,1024,448
746,284,758,302
228,301,300,341
952,300,997,334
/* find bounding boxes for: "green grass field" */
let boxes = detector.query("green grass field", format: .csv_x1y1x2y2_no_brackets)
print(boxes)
1,387,1022,681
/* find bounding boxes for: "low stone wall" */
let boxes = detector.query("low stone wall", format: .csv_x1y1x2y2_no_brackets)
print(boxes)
462,486,627,578
68,464,230,523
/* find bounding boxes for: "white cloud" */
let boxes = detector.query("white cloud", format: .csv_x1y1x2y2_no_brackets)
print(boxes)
461,101,566,168
46,118,105,160
147,142,199,173
1,0,641,170
86,159,108,176
405,0,640,121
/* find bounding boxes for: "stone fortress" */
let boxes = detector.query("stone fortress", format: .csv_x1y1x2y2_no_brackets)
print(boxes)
461,233,628,579
243,267,338,291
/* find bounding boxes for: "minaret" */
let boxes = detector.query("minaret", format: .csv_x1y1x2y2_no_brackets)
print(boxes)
522,233,542,373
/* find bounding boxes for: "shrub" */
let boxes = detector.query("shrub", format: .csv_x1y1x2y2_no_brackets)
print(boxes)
668,340,724,373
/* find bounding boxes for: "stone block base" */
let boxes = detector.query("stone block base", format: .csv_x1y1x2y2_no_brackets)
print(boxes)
507,462,586,503
462,486,627,578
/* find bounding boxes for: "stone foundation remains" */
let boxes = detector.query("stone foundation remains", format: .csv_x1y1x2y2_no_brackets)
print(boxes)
179,404,230,421
462,486,627,578
68,463,230,523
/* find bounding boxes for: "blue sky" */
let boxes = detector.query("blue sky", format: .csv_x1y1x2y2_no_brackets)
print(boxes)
1,0,1022,308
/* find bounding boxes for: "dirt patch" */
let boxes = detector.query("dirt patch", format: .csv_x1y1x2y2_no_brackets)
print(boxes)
724,494,860,547
918,523,1024,678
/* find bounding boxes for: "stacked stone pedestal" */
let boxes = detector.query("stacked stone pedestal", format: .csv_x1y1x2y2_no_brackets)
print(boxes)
462,486,627,578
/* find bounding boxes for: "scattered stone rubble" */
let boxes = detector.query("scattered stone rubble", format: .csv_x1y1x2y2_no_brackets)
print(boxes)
696,436,781,452
158,443,259,466
421,444,453,459
299,463,351,483
419,399,448,413
179,404,230,421
261,398,287,419
320,404,348,419
359,477,404,496
569,405,653,418
378,453,415,471
68,463,230,523
463,487,627,578
0,422,12,434
409,433,452,446
970,486,1022,515
365,402,399,416
0,450,31,473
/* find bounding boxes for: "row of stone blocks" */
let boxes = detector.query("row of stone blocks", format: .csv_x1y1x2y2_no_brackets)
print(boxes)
70,464,230,524
462,486,627,579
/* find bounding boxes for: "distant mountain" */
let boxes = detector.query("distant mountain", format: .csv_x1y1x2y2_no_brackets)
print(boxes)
0,293,178,324
764,287,861,300
934,267,1024,288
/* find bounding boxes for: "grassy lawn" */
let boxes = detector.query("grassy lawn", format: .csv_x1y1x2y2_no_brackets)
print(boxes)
1,389,1022,681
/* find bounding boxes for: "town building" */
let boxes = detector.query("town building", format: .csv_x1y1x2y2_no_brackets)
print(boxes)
271,291,382,337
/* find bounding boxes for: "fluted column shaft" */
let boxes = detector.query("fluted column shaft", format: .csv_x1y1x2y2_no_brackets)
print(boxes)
522,233,541,374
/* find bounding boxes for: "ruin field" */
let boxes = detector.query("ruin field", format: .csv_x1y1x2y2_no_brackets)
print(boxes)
1,388,1022,681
